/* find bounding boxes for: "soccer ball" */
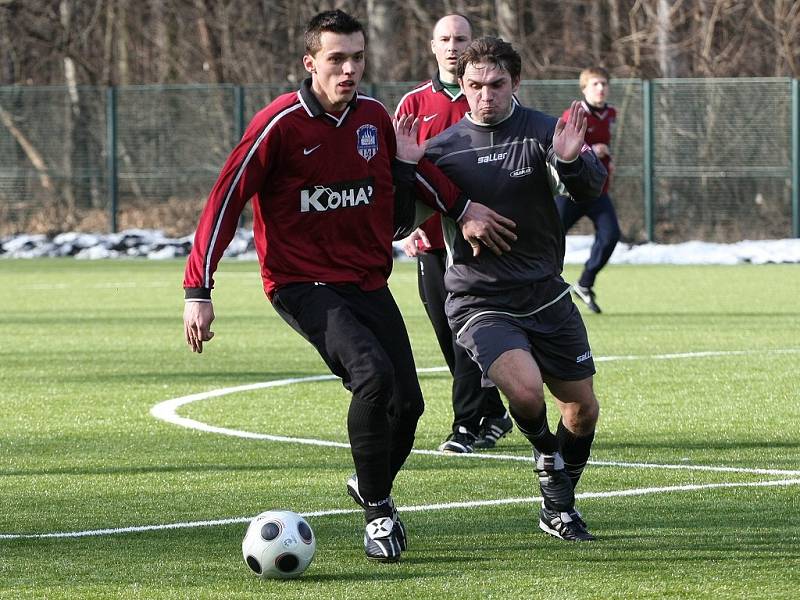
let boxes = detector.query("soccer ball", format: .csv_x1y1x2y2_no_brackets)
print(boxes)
242,510,316,579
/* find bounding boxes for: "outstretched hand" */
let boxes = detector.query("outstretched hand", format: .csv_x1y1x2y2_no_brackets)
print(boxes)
460,202,517,257
553,100,588,162
183,301,215,353
393,114,424,163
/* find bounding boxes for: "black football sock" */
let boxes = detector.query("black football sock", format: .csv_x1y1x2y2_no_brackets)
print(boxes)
364,497,394,522
556,418,595,489
387,413,420,483
347,398,392,504
510,404,558,454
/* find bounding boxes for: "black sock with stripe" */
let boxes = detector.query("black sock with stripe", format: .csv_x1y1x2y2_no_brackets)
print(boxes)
556,418,595,489
510,404,558,454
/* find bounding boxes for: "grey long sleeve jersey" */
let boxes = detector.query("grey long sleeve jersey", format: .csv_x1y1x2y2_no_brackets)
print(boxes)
419,105,607,304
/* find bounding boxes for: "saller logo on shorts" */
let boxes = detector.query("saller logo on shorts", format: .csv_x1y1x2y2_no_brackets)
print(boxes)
300,177,375,213
576,350,592,363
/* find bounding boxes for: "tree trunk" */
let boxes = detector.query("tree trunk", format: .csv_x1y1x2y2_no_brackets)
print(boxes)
0,0,15,84
195,0,224,84
59,0,77,226
365,0,401,82
495,0,517,43
117,0,130,85
656,0,689,77
0,103,54,192
590,1,603,63
151,0,169,83
607,0,626,71
656,0,672,76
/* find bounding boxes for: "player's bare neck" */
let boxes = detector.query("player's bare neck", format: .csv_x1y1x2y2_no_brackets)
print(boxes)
438,69,458,85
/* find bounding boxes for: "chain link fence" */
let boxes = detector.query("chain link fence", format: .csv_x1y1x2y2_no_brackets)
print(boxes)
1,79,797,242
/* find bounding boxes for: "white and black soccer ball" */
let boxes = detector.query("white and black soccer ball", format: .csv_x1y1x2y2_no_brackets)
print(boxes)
242,510,316,579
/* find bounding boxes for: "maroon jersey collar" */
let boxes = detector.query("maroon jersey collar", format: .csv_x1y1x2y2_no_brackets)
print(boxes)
580,99,610,119
298,77,360,126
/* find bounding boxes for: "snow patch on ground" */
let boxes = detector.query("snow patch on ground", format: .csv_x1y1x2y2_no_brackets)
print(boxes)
2,229,799,264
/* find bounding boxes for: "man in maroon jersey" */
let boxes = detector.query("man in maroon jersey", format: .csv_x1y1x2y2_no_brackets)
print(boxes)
182,10,515,564
395,14,512,455
556,66,621,313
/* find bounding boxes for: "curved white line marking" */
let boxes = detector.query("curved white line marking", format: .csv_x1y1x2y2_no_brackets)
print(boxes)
3,479,798,540
7,349,798,541
150,351,800,477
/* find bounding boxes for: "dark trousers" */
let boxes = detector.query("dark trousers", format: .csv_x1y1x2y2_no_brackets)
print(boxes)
271,283,424,503
417,250,506,435
556,193,621,288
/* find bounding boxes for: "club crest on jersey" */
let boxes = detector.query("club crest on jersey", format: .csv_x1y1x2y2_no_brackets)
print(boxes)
356,124,378,161
300,177,375,212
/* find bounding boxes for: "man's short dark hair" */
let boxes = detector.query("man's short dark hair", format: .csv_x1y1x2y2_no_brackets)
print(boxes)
457,37,521,82
304,10,365,56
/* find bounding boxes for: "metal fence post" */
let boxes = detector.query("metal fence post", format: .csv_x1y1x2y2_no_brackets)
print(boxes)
106,86,118,234
234,85,246,230
642,79,654,242
234,85,246,139
792,78,799,238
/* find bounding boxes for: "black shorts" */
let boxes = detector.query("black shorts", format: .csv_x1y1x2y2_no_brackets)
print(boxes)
270,282,424,417
453,285,596,386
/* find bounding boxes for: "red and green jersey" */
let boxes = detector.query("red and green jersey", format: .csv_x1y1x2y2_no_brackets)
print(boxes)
395,72,470,250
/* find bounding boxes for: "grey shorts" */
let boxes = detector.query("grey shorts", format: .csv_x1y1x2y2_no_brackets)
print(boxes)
454,291,596,387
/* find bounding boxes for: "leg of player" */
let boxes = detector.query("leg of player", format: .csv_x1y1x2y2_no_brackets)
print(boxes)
474,387,513,450
416,251,475,453
271,283,406,562
576,193,620,313
546,376,599,490
354,286,425,481
447,349,511,452
440,345,485,453
542,375,599,541
555,194,603,314
417,252,456,375
342,285,422,561
486,349,577,522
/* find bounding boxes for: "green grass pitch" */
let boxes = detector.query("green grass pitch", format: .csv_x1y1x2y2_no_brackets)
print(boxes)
1,259,798,599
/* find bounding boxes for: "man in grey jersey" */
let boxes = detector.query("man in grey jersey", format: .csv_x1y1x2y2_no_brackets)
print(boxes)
397,37,606,541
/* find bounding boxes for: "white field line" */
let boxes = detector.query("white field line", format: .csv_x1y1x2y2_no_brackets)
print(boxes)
4,349,797,541
150,350,800,478
2,478,798,540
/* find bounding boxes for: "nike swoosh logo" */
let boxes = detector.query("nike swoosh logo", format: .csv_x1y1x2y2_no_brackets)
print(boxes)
423,114,438,122
303,144,321,155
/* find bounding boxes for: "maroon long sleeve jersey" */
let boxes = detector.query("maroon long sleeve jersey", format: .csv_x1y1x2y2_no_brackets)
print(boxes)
184,79,467,300
394,73,470,251
563,101,616,194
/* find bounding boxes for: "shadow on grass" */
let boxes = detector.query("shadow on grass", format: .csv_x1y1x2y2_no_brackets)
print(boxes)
52,371,340,386
0,462,346,478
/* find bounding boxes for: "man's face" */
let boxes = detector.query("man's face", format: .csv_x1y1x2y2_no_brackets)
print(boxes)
303,31,365,111
582,76,609,106
460,61,519,125
430,16,472,81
